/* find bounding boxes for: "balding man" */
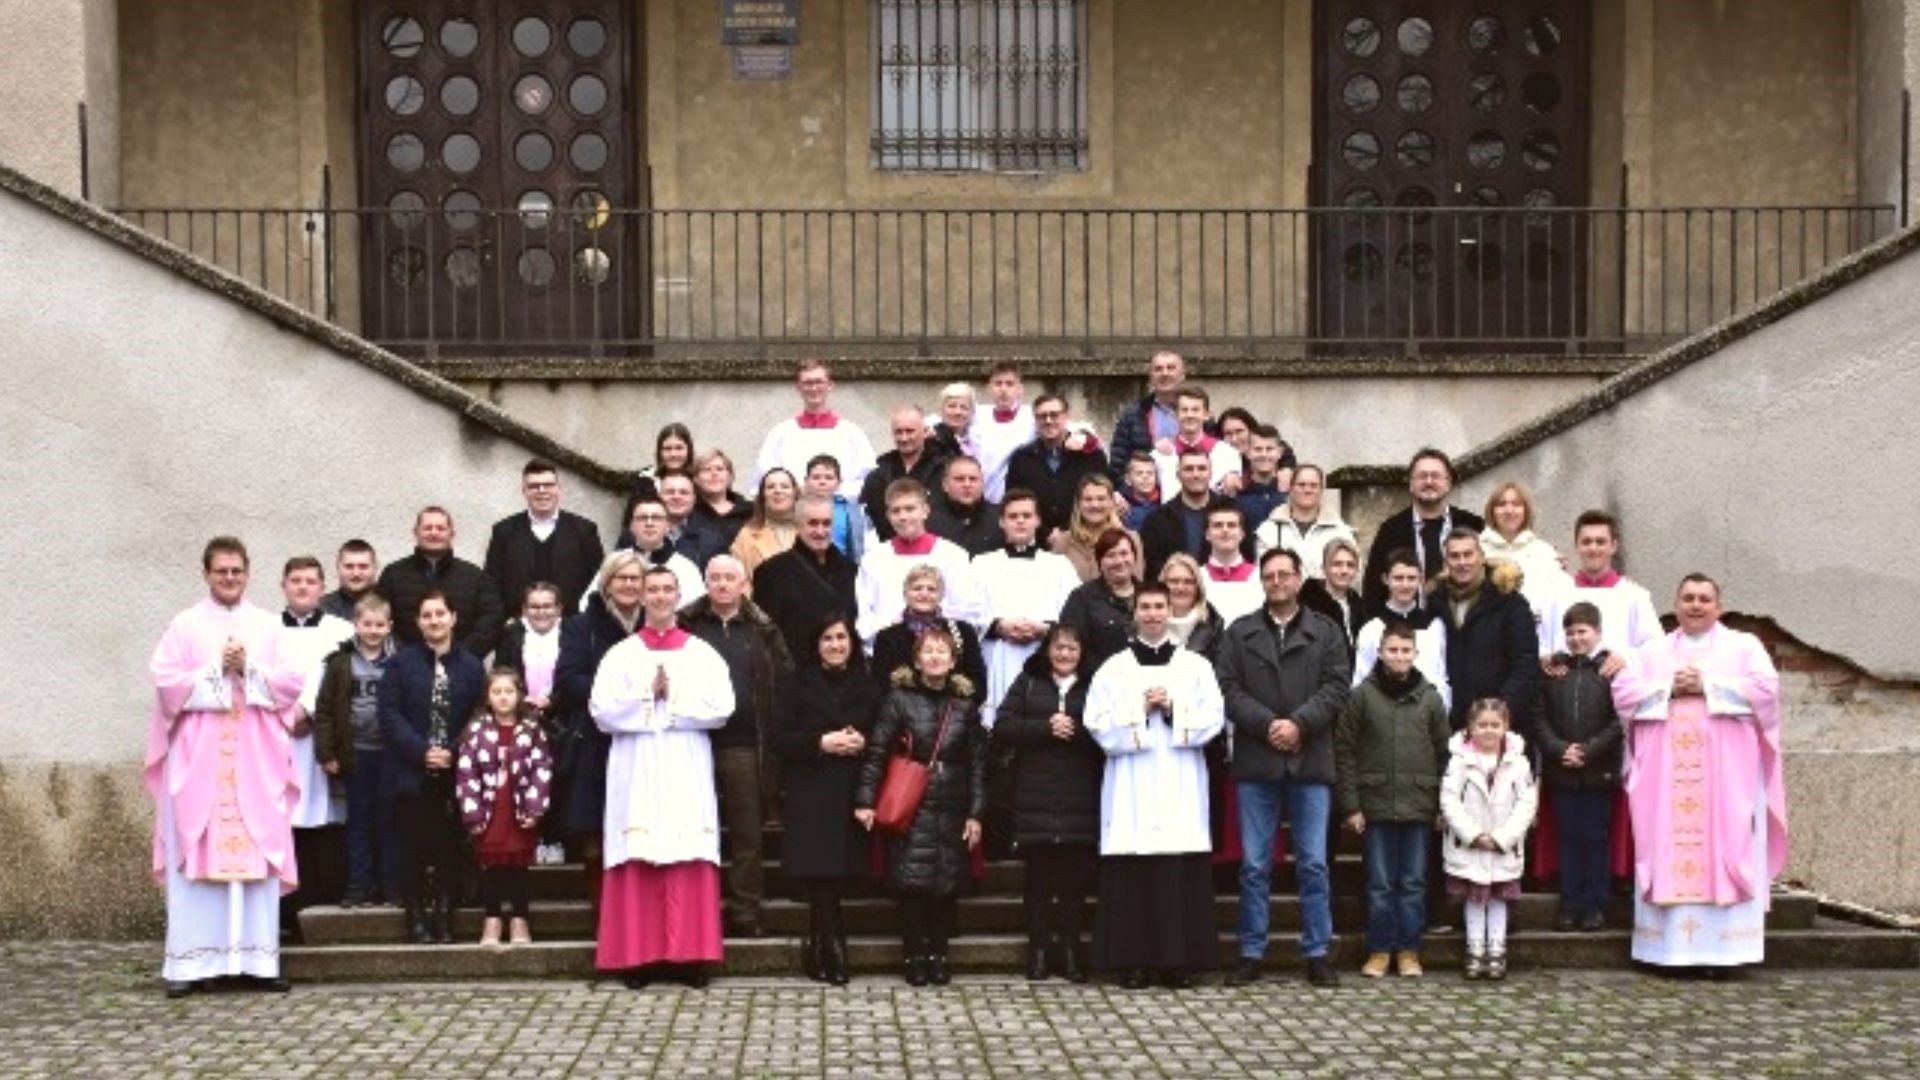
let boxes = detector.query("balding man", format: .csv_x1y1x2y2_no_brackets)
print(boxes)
859,404,951,543
1109,350,1189,479
680,554,796,938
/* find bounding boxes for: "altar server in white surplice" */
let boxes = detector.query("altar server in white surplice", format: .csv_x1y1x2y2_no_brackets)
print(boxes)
974,362,1036,504
855,478,983,646
1534,510,1663,660
1083,583,1227,987
279,556,354,925
589,565,735,986
973,489,1080,727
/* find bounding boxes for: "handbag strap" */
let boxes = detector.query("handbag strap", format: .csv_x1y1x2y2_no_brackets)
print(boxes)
927,700,955,762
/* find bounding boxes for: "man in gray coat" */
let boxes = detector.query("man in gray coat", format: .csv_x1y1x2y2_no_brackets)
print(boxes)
1215,548,1353,987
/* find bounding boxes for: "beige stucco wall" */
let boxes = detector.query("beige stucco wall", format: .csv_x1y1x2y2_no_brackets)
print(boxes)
0,0,118,201
0,180,622,933
465,372,1599,484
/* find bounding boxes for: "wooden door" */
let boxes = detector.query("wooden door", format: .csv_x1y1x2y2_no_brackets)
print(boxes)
358,0,640,353
1313,1,1590,346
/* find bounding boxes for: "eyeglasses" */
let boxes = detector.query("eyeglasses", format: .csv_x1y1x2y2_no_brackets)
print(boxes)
1034,409,1066,420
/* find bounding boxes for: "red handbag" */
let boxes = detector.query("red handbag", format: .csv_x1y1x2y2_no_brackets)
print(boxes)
872,703,954,835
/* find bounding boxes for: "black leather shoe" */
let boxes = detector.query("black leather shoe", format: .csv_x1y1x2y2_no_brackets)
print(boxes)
927,955,952,985
1121,968,1149,990
1161,969,1195,990
1225,958,1263,986
622,970,652,990
1026,942,1051,981
1306,957,1339,988
801,935,823,982
164,980,194,999
905,956,929,987
255,976,292,994
681,965,710,989
826,937,851,986
1554,910,1579,933
1579,911,1608,932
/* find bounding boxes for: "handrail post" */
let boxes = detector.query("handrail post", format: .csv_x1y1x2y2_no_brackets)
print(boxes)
322,165,337,323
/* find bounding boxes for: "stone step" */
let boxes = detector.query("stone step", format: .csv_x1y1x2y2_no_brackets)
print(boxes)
282,917,1918,982
299,890,1820,946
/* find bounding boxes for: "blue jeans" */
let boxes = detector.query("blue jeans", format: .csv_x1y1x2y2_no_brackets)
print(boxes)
1362,821,1429,953
1555,787,1614,920
344,751,400,898
1236,778,1331,960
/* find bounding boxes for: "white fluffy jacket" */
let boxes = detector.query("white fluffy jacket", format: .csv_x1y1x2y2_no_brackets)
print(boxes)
1439,730,1538,885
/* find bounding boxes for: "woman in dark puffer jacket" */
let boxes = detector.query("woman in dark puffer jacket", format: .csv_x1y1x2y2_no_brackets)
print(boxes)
993,624,1103,982
855,630,987,987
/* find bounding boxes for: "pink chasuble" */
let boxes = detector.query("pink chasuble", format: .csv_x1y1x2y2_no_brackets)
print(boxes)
145,599,305,893
1612,625,1786,909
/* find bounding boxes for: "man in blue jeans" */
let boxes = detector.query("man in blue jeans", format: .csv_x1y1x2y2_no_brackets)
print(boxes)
1216,549,1354,987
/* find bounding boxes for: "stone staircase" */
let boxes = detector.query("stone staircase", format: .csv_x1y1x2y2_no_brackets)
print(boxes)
285,827,1919,981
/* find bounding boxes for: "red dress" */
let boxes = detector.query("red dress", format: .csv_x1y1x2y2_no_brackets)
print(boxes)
473,721,539,869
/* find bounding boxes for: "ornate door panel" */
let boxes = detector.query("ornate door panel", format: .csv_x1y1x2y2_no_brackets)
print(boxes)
1313,2,1589,345
359,0,640,352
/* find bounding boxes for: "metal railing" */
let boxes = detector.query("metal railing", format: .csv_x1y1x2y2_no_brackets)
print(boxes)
109,203,1899,357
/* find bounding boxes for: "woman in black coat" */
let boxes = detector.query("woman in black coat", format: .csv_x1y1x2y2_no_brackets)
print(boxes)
854,630,987,987
1058,528,1141,669
770,614,881,986
993,624,1103,982
549,552,646,910
869,564,987,700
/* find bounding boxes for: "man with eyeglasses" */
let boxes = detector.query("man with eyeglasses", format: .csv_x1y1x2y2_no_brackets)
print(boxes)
1216,548,1353,988
753,359,878,498
1004,393,1105,547
595,496,705,611
485,457,606,613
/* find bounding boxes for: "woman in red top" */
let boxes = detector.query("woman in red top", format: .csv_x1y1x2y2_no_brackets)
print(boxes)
456,668,554,947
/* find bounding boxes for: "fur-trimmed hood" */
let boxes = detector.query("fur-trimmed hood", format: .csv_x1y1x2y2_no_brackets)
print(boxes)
889,665,975,700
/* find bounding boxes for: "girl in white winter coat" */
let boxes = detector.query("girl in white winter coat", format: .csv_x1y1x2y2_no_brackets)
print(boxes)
1440,699,1539,980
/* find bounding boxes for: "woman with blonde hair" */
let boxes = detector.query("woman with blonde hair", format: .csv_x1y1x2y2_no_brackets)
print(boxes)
1158,554,1225,659
1478,480,1568,613
1051,473,1139,583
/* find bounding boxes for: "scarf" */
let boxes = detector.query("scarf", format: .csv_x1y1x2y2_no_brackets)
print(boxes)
1445,572,1485,628
1166,606,1201,646
1371,664,1423,700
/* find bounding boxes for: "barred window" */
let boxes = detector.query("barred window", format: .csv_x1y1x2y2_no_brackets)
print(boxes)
872,0,1089,173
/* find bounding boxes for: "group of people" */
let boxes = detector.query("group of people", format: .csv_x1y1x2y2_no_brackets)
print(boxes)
144,353,1787,997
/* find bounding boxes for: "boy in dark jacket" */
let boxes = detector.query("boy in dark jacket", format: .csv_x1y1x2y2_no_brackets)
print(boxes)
1533,601,1623,932
1335,622,1452,978
311,594,397,907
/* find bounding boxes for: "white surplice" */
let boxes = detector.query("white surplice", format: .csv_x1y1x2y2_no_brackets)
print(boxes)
971,545,1080,726
589,632,735,869
753,415,879,498
1535,576,1663,657
287,613,354,828
974,404,1035,504
1084,645,1226,856
854,535,985,645
1352,615,1453,714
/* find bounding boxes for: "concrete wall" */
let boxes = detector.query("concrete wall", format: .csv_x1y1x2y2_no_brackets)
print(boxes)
0,0,118,201
0,174,624,934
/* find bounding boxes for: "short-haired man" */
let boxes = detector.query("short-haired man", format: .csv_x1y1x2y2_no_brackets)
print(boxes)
1362,449,1485,612
602,496,706,610
971,489,1081,724
658,471,724,568
1004,393,1106,545
1235,424,1297,527
1108,349,1188,477
280,556,355,931
1535,509,1663,664
484,458,607,613
1435,530,1539,732
755,492,861,659
1216,548,1353,988
854,479,983,646
376,506,506,658
860,404,950,543
320,539,379,621
1253,464,1357,581
755,359,879,498
974,361,1034,504
680,555,797,938
1201,505,1262,624
927,454,1004,556
147,537,304,997
1083,581,1227,989
1148,386,1241,500
1138,447,1227,579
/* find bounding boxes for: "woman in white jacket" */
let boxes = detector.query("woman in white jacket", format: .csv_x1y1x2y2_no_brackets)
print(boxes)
1440,699,1538,981
1478,481,1569,618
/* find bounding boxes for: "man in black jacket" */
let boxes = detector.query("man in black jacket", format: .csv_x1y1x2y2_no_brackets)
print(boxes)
1362,448,1486,613
927,455,1004,556
484,458,607,613
1434,529,1540,732
1004,394,1105,545
1138,448,1223,580
1214,548,1353,988
376,506,505,659
682,554,796,937
860,405,949,542
752,494,860,661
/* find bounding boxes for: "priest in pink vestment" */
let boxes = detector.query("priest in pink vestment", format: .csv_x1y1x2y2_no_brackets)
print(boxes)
589,565,735,988
145,537,305,998
1611,574,1786,969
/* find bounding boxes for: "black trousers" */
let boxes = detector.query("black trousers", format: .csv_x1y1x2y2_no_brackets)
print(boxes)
1022,842,1097,945
481,866,531,919
394,780,465,908
805,879,847,941
897,891,958,957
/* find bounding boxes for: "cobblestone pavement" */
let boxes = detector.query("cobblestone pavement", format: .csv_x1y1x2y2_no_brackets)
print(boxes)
4,943,1917,1078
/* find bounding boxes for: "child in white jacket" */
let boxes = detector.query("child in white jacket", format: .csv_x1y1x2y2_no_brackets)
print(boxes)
1440,699,1539,980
